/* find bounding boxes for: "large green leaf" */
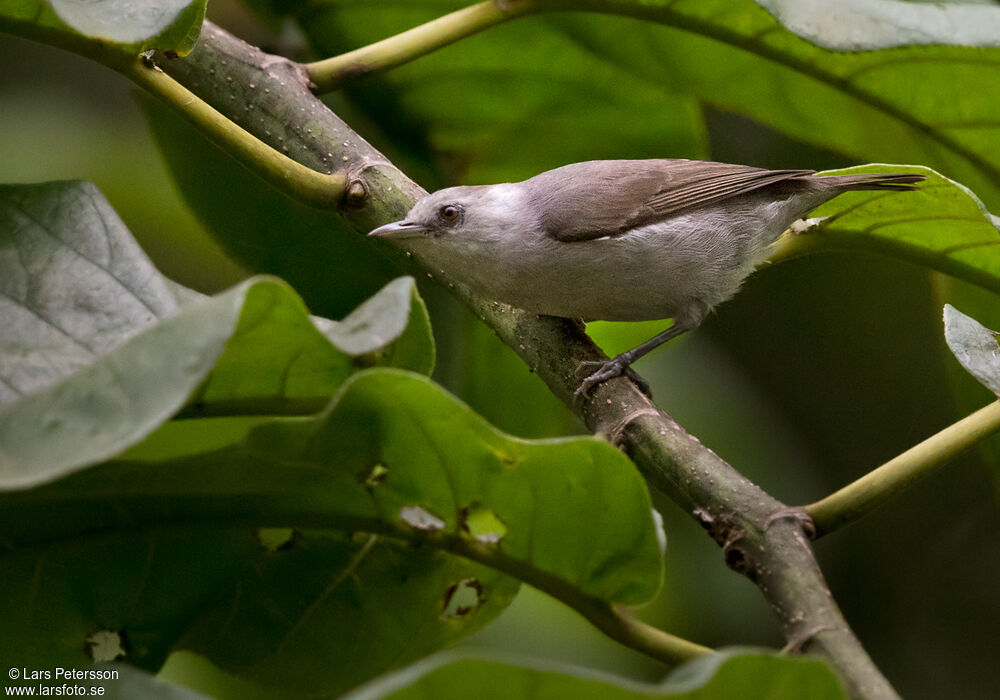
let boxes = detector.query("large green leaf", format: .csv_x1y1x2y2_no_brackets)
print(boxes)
769,165,1000,293
0,180,183,404
0,274,431,488
0,181,432,487
186,275,434,416
280,0,1000,206
0,184,657,696
0,0,206,57
0,514,516,695
278,0,708,185
539,0,1000,205
344,648,846,700
1,369,662,694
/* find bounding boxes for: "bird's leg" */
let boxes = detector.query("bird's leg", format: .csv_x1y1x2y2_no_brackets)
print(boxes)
575,322,692,399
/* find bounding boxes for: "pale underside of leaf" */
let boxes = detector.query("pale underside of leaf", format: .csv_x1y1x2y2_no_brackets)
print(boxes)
943,304,1000,397
757,0,1000,50
47,0,196,44
0,181,180,404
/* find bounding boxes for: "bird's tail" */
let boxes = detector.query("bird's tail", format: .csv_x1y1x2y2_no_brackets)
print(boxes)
820,172,926,192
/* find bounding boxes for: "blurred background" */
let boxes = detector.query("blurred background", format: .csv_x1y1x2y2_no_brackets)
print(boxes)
3,1,999,698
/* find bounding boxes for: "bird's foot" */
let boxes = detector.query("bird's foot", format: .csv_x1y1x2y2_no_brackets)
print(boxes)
574,358,651,400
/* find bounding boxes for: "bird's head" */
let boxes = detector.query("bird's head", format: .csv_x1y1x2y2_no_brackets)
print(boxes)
368,184,528,248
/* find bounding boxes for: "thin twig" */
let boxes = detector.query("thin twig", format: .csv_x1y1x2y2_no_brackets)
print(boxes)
806,400,1000,536
126,57,346,209
447,537,711,666
306,0,539,92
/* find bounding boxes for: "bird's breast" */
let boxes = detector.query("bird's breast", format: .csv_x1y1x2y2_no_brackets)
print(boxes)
450,213,768,321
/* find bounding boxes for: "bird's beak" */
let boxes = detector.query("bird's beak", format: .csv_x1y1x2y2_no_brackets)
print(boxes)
368,220,428,240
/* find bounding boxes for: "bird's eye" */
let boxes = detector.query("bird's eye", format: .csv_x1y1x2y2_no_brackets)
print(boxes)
438,204,462,225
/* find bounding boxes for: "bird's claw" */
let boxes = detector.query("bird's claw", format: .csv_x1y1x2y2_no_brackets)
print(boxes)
574,359,651,401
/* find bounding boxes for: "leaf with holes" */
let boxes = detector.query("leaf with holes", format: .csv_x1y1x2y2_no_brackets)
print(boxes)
0,370,662,695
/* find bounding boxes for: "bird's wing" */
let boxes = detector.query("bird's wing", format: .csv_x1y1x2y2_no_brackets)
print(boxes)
524,159,815,242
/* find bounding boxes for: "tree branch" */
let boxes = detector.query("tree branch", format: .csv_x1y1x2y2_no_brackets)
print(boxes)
148,22,898,699
806,400,1000,537
306,0,539,92
127,56,346,209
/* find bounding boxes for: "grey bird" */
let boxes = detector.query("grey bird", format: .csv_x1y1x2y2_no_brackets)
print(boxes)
369,159,924,396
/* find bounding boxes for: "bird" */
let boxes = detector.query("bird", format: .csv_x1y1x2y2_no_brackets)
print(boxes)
369,159,925,397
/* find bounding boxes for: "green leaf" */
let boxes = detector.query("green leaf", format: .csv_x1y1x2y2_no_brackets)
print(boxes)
285,0,1000,205
313,275,434,375
4,370,663,604
542,0,1000,206
108,669,213,699
773,165,1000,295
943,304,1000,396
0,370,661,694
0,520,516,694
0,180,182,405
66,665,214,699
109,668,213,700
343,648,846,700
0,277,263,489
187,275,434,416
185,532,516,696
0,0,206,58
0,181,433,487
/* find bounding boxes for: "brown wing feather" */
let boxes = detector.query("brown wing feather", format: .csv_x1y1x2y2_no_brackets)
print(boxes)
522,159,815,242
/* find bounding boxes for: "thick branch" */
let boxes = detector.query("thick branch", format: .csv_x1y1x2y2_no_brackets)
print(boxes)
806,400,1000,536
153,21,894,700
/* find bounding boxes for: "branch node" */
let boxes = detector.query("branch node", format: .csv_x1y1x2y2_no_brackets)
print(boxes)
346,179,369,208
764,507,816,539
781,624,839,654
596,406,660,448
724,543,753,576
